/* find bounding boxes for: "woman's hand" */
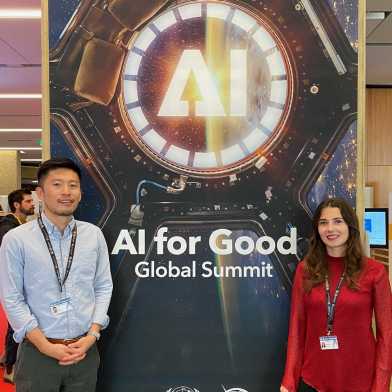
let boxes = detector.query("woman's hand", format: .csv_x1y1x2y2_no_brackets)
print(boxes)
280,386,289,392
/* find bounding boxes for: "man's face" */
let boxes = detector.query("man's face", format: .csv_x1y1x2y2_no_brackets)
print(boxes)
18,194,35,216
36,168,82,217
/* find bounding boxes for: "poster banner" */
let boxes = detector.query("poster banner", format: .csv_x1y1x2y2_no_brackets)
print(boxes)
48,1,359,391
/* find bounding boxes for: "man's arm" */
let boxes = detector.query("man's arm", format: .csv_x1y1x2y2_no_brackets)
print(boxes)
65,228,113,362
91,228,113,329
0,232,39,342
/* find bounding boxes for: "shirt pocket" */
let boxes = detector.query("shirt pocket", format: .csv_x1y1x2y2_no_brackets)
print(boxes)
74,248,98,282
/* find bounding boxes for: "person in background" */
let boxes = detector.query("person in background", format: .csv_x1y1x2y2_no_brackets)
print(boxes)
0,189,35,383
280,197,392,392
0,158,113,392
0,189,35,239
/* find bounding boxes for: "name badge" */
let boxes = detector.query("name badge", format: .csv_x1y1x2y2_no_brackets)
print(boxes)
50,297,72,316
319,335,339,350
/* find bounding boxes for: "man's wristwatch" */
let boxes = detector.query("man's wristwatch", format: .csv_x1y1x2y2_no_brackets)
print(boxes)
87,331,101,341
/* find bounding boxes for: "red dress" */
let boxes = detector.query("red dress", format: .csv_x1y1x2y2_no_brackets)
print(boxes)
281,255,392,392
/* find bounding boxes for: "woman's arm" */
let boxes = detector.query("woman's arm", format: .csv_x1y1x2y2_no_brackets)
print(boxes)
281,262,307,392
371,264,392,392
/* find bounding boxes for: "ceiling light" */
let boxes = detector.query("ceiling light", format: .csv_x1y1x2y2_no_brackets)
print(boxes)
0,94,42,99
21,159,43,162
366,12,385,20
0,147,42,150
0,129,42,132
0,9,41,19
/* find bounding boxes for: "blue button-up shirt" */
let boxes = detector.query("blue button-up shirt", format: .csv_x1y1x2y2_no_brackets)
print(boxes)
0,214,113,342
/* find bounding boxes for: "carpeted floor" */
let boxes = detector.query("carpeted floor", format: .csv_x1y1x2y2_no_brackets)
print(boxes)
0,306,15,392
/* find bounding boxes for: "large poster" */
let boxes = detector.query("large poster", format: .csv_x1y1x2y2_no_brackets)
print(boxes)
48,1,359,391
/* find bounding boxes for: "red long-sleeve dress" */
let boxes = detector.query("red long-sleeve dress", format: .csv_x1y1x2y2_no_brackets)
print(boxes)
281,255,392,392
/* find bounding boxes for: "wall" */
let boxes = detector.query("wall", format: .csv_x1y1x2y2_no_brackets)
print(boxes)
0,151,21,195
366,88,392,207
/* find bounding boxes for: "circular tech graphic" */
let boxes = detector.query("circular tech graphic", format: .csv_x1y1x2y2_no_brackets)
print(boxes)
121,1,294,177
166,387,200,392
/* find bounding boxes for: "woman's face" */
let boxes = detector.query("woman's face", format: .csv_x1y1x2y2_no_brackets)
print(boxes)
317,206,349,257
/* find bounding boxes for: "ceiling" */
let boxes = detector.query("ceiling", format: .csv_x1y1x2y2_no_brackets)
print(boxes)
0,0,42,162
367,0,392,85
0,0,391,162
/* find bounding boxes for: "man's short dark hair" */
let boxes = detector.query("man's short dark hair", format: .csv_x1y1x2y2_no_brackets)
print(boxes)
37,158,82,185
8,189,32,213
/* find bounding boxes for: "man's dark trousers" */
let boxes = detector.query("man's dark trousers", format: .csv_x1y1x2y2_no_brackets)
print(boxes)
14,340,100,392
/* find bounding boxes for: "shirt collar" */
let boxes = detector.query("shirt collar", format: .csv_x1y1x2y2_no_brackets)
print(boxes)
7,213,23,225
40,212,76,238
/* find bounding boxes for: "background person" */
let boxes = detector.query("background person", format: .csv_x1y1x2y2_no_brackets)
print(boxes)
0,189,35,238
0,158,113,392
0,189,35,383
280,198,392,392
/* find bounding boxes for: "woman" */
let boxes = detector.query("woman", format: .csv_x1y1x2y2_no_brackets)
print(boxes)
280,198,392,392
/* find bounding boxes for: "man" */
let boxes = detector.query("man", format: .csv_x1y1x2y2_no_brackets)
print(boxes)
0,158,113,392
0,188,35,240
0,189,35,383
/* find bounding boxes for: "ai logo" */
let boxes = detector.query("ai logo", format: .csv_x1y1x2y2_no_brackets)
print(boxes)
122,1,292,173
158,49,247,117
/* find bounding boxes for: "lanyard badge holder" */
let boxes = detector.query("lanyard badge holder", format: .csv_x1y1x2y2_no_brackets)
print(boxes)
319,273,345,351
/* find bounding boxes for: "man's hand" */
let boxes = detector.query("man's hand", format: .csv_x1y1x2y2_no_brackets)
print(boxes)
40,342,85,365
58,335,96,365
26,327,98,366
26,327,81,365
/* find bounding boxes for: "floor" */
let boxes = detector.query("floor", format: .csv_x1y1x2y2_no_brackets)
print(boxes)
0,306,15,392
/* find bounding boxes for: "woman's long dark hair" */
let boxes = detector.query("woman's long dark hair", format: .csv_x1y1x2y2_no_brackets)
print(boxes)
304,198,364,292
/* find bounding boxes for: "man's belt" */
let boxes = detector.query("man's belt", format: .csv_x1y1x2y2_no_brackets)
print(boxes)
25,333,86,346
46,335,85,345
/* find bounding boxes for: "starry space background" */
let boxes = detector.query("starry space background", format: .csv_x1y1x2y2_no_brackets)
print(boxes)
48,0,359,217
48,0,106,223
307,0,359,211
